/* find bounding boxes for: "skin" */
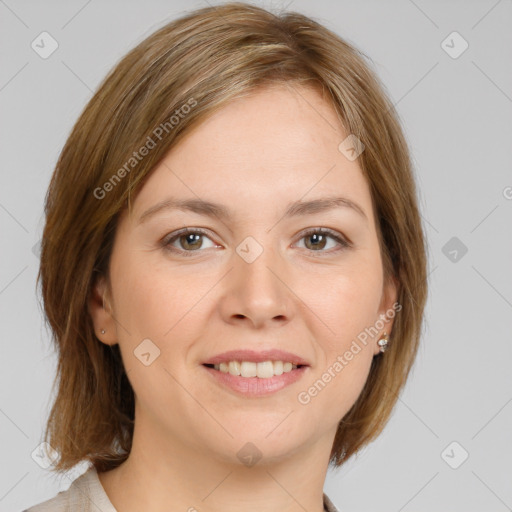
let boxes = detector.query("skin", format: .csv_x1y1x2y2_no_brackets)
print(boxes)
89,83,397,512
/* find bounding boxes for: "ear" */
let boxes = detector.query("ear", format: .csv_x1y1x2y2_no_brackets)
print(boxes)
373,274,399,356
89,274,118,346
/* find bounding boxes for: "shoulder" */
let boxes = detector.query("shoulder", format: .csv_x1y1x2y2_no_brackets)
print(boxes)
23,466,109,512
323,492,341,512
22,489,69,511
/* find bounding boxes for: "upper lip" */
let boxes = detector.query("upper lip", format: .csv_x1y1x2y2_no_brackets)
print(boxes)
202,349,310,366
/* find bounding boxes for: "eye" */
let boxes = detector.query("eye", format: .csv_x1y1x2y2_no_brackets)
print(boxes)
161,227,351,258
294,228,351,254
162,228,218,256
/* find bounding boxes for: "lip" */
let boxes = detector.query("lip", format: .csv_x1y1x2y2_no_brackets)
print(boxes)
202,349,310,366
202,364,309,397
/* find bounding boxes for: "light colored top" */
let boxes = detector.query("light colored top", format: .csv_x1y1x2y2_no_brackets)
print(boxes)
23,465,340,511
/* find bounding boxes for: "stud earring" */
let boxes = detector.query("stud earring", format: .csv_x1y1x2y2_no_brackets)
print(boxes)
101,329,106,334
377,332,389,353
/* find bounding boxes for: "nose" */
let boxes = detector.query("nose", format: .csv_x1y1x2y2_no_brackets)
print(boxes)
219,242,293,329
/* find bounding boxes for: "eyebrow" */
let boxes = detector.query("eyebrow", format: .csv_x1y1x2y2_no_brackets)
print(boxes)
137,195,368,224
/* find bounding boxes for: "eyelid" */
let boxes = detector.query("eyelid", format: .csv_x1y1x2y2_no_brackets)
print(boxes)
161,227,219,256
294,227,351,251
161,226,351,256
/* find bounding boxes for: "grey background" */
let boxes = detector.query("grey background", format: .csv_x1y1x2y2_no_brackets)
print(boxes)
1,0,511,511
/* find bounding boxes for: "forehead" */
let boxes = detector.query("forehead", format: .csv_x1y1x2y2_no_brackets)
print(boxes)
128,84,374,226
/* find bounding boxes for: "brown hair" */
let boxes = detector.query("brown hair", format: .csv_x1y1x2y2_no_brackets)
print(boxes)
37,1,428,474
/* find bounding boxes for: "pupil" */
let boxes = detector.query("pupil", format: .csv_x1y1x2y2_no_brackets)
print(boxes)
183,233,201,249
307,233,326,250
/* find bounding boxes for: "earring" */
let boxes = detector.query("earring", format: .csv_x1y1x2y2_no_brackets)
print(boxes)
101,329,106,334
377,332,389,353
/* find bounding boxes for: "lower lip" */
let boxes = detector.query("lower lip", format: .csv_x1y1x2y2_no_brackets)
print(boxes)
202,365,309,397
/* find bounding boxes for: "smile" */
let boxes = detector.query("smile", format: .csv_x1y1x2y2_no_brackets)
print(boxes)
202,363,308,397
205,360,302,379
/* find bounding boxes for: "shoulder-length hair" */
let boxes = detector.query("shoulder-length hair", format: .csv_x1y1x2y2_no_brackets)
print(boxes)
37,1,428,473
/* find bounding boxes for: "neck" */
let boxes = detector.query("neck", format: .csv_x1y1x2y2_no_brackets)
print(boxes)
98,403,335,512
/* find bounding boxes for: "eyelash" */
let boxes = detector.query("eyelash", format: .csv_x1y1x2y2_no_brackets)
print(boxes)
161,227,351,257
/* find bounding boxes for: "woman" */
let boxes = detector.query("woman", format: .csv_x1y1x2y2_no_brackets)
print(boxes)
25,2,428,511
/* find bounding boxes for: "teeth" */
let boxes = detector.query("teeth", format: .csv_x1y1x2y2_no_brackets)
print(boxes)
229,361,242,376
213,361,299,378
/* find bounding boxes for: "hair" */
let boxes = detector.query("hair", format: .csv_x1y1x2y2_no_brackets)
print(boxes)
37,1,428,474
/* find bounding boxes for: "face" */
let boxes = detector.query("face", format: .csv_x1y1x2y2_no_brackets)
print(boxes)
90,84,397,466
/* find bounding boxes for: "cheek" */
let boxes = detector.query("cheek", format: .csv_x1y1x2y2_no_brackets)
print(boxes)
111,246,205,338
307,262,382,414
301,278,378,419
310,264,383,346
109,253,205,394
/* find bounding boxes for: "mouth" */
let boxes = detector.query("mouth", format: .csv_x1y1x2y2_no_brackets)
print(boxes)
202,362,307,378
201,362,309,397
